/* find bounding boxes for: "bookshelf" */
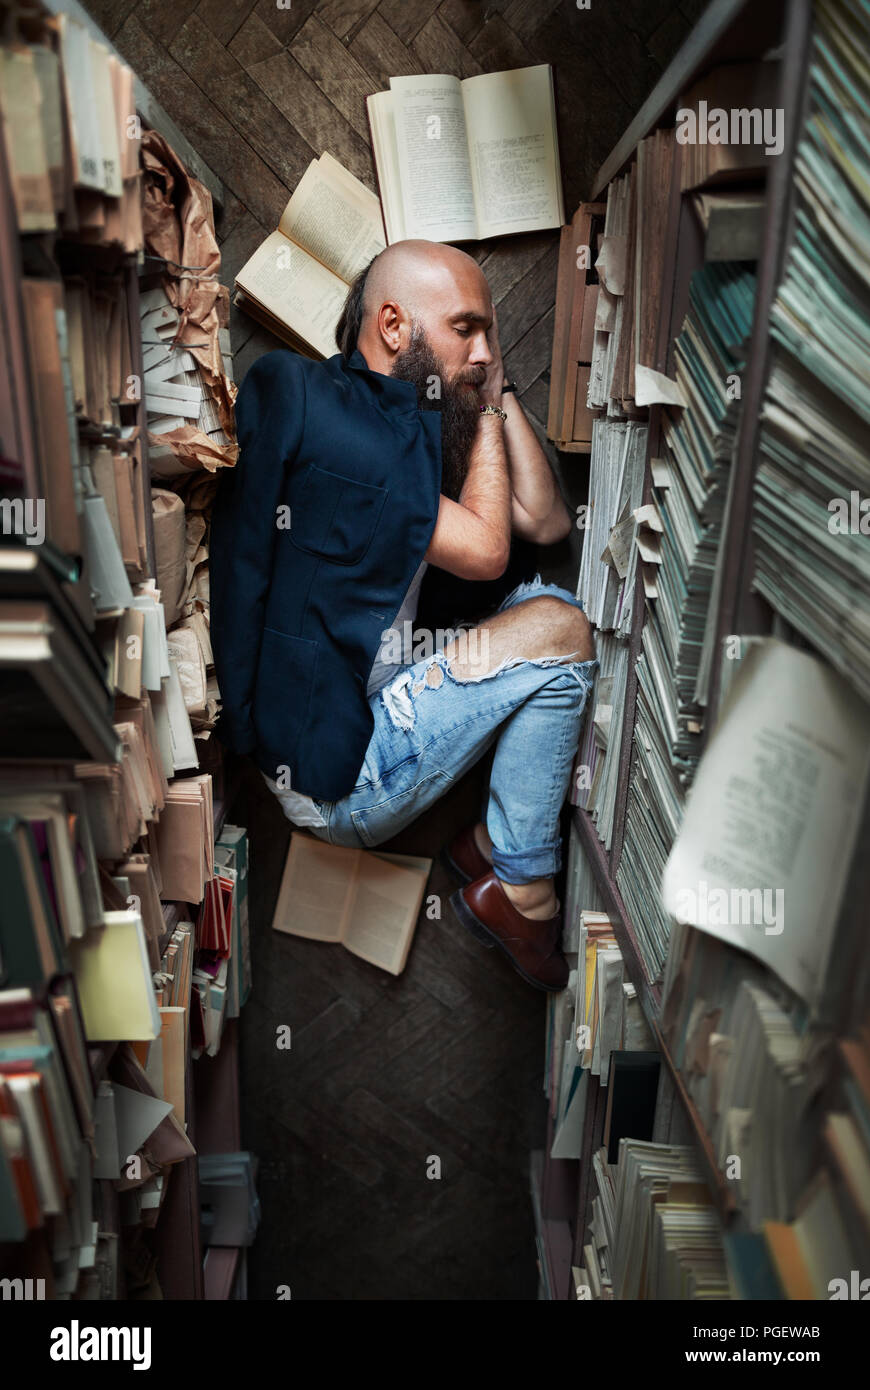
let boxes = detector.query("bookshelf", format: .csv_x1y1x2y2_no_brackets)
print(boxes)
540,0,870,1299
42,0,225,212
0,0,251,1301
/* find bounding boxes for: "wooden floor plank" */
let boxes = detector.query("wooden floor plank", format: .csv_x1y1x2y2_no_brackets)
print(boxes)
503,303,556,394
342,1086,465,1172
318,0,381,42
231,316,287,378
114,13,292,228
251,0,318,47
136,0,199,48
468,14,530,69
479,231,555,308
412,11,483,79
214,189,254,244
518,375,553,435
492,240,559,355
169,12,240,83
466,15,528,67
290,13,378,140
247,50,377,191
436,0,486,46
349,10,425,89
169,17,317,191
227,12,284,68
499,0,565,43
376,0,442,46
194,0,258,48
215,207,268,289
317,994,449,1100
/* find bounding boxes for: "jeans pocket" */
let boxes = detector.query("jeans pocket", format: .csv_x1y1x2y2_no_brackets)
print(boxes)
350,769,452,849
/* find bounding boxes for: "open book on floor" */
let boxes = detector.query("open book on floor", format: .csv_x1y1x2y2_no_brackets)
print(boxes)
367,65,565,244
271,833,432,976
233,152,385,360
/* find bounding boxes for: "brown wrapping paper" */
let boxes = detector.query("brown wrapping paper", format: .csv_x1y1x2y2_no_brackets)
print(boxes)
141,129,238,473
166,625,207,718
151,487,187,627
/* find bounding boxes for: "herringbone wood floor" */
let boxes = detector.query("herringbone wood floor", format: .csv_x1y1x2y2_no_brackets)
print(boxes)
87,0,703,1299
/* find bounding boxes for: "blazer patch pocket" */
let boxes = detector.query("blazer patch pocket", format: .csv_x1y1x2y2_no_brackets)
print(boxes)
288,463,388,565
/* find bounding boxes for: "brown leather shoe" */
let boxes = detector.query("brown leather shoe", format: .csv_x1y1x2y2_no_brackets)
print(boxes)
443,824,492,885
450,872,569,993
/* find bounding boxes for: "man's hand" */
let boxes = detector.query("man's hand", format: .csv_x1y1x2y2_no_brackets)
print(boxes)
479,305,504,407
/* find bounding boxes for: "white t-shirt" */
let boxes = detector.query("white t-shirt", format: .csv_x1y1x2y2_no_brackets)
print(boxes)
263,561,428,824
365,560,428,696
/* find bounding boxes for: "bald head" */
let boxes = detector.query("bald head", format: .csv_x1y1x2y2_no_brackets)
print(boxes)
353,238,495,381
362,240,485,325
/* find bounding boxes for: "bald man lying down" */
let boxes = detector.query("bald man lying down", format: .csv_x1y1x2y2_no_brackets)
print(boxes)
210,239,598,992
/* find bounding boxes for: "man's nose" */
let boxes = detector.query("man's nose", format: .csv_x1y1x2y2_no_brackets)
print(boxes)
469,330,493,366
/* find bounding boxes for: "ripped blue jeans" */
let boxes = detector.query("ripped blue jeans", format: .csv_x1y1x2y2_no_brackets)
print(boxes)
276,577,597,883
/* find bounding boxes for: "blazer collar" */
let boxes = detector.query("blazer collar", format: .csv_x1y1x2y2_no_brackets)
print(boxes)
342,347,420,416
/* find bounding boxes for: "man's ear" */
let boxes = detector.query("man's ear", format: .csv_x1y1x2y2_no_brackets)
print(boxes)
377,300,407,354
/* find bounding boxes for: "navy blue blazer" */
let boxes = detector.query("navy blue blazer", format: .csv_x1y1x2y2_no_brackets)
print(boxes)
210,347,443,800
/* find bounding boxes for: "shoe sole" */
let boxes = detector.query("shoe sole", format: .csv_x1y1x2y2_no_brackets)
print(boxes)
449,889,566,994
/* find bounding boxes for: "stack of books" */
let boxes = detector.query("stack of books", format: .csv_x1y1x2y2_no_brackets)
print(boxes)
616,260,756,983
572,416,647,851
610,1140,731,1300
544,912,655,1164
562,819,605,953
577,420,648,636
655,261,757,750
548,0,870,1305
0,0,250,1297
752,0,870,704
0,14,142,249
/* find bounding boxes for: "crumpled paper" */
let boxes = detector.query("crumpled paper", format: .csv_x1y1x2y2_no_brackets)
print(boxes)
141,129,238,473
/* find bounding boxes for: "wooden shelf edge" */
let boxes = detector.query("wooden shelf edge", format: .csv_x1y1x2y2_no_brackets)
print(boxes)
530,1150,575,1301
590,0,759,197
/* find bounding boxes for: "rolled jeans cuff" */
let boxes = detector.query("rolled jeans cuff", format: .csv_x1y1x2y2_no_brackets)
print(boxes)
490,841,562,885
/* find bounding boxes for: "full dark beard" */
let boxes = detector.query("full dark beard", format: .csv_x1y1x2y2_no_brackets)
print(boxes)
390,324,482,502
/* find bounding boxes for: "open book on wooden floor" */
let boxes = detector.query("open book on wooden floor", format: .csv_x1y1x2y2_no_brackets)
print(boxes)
367,65,565,244
271,833,431,976
233,152,385,360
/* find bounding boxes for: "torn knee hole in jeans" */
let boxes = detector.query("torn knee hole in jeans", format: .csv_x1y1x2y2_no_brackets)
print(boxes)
382,649,594,732
383,659,447,730
411,662,443,696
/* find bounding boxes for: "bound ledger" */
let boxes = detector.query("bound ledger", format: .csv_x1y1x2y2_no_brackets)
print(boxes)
272,833,431,976
367,65,565,244
233,152,385,360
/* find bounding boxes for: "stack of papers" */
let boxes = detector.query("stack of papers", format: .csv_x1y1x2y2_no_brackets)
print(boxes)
577,419,648,634
611,1140,731,1300
571,631,630,851
752,0,870,704
616,261,757,985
